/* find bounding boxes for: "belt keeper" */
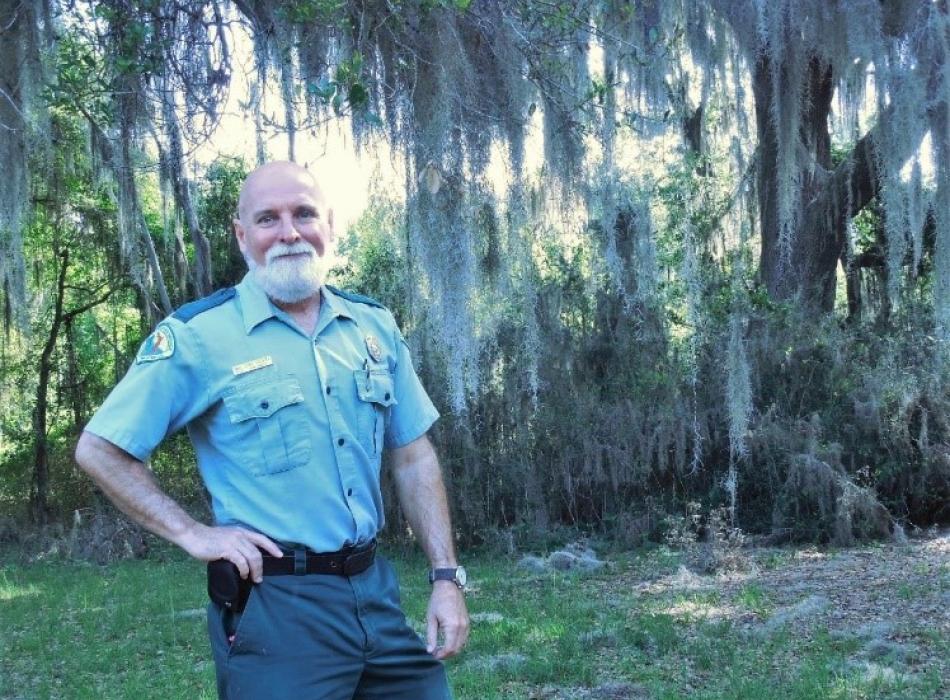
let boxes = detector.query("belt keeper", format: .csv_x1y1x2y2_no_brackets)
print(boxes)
294,548,307,575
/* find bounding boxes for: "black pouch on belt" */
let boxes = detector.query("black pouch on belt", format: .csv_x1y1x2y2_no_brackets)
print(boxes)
207,559,252,612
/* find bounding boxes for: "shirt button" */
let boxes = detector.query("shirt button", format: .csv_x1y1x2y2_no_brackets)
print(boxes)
338,438,345,446
347,488,353,497
326,387,331,395
384,392,390,401
260,401,269,410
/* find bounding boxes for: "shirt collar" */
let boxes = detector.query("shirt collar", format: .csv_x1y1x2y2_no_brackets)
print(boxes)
315,284,355,339
236,273,353,334
236,273,276,333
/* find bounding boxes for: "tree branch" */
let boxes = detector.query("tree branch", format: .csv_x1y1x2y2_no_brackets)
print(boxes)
63,287,118,321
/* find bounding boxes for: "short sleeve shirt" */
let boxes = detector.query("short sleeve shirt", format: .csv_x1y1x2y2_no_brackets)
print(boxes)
85,274,439,552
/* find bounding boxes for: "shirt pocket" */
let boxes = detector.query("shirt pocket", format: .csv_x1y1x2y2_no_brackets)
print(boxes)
353,369,397,456
223,377,311,475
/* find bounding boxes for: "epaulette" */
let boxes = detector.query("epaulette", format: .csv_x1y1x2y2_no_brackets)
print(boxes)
172,287,236,323
325,285,386,310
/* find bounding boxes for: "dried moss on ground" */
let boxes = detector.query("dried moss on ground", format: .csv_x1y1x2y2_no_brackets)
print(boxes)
445,532,948,699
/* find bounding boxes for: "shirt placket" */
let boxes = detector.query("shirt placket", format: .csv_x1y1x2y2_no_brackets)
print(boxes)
311,315,360,537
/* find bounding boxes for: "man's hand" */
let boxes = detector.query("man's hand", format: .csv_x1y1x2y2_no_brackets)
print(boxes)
425,581,469,659
178,523,283,583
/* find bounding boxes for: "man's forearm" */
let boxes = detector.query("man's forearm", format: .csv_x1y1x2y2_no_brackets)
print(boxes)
391,436,457,567
392,434,469,659
76,431,283,579
74,431,201,550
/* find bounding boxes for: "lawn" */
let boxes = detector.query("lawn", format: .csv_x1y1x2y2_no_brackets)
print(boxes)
1,535,947,699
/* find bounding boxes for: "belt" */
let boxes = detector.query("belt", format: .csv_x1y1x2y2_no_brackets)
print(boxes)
262,539,377,576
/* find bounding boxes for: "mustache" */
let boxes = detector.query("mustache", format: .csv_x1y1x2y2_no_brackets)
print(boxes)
265,241,318,264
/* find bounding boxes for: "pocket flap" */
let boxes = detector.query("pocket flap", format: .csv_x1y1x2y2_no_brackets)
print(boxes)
354,370,397,407
224,378,305,422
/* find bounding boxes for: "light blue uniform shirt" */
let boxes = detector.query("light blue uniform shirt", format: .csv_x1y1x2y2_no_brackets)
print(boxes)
86,274,439,552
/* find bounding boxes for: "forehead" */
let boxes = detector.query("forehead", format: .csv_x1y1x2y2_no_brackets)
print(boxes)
241,170,325,215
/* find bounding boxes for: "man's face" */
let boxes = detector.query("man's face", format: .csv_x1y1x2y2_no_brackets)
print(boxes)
233,163,335,303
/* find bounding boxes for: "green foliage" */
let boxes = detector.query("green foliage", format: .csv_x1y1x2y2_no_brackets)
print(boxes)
331,198,410,324
307,52,382,125
278,0,346,24
196,157,249,288
2,0,948,549
44,34,113,124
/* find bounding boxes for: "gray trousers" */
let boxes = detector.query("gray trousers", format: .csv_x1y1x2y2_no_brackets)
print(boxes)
207,555,452,699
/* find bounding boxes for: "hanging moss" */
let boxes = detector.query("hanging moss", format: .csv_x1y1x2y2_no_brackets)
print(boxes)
0,0,48,332
6,0,948,536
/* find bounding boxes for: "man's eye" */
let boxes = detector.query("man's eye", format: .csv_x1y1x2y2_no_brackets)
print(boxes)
297,209,318,220
256,214,276,224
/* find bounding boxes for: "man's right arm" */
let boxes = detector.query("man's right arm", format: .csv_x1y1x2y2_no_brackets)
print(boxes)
75,431,281,581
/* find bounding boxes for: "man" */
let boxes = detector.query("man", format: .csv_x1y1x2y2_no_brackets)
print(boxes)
74,161,469,699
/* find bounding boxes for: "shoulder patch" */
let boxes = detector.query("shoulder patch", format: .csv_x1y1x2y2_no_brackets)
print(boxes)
325,285,385,310
172,287,236,323
136,322,176,364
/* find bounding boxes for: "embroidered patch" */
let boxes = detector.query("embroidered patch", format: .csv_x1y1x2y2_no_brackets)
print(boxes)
365,335,382,362
232,356,273,376
136,323,176,363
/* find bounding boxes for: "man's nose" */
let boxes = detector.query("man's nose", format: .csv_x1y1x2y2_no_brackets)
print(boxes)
276,213,301,241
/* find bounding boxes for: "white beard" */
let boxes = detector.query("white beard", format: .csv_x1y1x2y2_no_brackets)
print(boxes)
246,241,326,303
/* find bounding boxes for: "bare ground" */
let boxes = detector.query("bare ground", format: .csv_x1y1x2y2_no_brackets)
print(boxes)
632,530,950,693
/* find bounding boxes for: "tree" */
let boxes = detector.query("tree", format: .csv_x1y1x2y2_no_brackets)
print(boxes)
1,1,947,537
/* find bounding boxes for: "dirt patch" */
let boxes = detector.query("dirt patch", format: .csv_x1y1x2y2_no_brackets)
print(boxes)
635,530,949,688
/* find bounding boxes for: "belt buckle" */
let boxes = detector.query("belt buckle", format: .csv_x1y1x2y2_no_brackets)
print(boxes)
342,543,374,576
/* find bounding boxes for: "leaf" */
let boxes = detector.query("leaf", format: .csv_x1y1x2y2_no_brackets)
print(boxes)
308,77,336,100
347,82,369,109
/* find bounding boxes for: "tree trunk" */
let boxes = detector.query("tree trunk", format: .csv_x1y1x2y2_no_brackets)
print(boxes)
31,248,115,524
161,93,212,298
64,317,84,434
753,53,840,312
31,249,69,525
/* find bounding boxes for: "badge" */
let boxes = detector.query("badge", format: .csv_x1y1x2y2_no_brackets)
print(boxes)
365,334,382,362
232,356,274,376
136,323,175,363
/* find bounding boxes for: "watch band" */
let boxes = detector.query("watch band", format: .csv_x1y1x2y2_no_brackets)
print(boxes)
428,566,466,589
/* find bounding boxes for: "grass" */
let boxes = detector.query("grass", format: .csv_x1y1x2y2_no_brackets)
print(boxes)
1,542,945,699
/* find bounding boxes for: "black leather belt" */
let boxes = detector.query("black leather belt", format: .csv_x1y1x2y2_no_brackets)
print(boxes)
262,539,377,576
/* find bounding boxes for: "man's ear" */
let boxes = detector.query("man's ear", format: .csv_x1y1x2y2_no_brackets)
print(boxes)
233,217,247,253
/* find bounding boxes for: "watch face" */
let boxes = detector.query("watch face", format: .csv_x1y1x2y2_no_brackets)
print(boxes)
455,566,467,587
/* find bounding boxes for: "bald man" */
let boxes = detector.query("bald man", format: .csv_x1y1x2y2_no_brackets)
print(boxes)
76,161,468,699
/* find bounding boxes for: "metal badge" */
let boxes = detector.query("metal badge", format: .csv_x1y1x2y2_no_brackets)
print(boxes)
365,335,382,362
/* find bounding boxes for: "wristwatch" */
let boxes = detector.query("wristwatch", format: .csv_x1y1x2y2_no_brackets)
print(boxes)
428,565,467,590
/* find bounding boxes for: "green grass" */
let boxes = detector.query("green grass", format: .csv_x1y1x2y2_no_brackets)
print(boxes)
1,543,945,699
735,582,771,616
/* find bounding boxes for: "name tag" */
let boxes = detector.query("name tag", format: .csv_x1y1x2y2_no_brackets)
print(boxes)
232,356,273,376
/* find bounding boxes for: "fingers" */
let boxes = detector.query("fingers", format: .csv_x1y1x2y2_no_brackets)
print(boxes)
433,613,469,659
187,525,283,583
246,531,284,559
227,529,282,582
232,538,264,582
426,613,439,655
427,586,470,659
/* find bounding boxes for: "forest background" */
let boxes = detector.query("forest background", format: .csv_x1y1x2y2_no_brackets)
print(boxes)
0,0,948,555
